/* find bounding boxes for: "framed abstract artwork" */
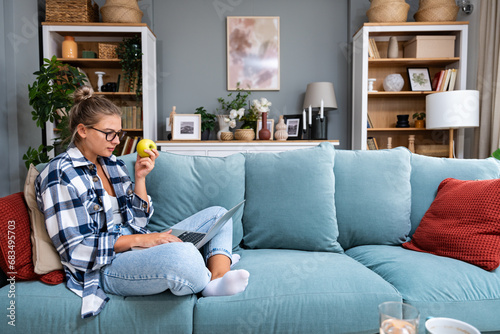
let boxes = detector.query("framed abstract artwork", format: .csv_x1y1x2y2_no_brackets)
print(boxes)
227,16,280,91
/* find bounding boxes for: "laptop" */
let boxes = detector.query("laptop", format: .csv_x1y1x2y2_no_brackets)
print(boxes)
133,200,244,250
169,200,245,248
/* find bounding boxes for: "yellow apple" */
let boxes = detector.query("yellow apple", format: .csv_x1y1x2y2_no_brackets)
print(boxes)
136,138,157,158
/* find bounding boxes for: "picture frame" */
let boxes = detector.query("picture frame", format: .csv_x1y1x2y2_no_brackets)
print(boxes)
283,114,304,139
256,118,275,140
171,114,201,140
407,67,432,91
227,16,280,91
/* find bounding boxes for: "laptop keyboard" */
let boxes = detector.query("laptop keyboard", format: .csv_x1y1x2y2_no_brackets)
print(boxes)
178,231,205,245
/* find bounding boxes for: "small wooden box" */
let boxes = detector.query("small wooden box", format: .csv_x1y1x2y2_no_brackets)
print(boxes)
403,36,456,58
98,43,119,59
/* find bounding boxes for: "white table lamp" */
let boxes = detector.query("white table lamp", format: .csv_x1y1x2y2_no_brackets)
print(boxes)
426,90,479,157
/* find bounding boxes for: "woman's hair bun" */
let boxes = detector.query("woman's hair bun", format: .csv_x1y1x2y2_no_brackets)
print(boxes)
73,86,94,103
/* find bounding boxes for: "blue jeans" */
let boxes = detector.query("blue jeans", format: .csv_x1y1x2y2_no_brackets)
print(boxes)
100,206,232,296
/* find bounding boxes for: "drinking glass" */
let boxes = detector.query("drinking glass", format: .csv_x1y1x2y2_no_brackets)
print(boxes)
379,301,419,334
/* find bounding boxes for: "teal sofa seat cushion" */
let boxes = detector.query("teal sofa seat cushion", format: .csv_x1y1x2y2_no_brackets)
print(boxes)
334,148,412,250
347,245,500,333
409,154,500,235
194,249,401,334
0,281,197,334
120,152,246,250
242,143,342,252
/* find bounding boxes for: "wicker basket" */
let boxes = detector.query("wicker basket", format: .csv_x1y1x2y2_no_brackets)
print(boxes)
100,0,143,23
234,129,255,141
220,132,234,141
366,2,410,23
46,0,99,23
414,5,459,22
98,43,119,59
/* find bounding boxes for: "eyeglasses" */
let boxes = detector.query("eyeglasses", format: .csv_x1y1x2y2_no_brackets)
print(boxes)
89,127,126,142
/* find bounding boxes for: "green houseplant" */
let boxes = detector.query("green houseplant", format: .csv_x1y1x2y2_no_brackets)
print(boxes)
492,148,500,160
412,112,426,128
24,56,87,168
195,106,217,140
116,36,142,98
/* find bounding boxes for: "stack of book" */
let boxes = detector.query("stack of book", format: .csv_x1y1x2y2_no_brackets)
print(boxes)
121,106,143,130
432,69,458,91
119,135,142,156
368,38,380,59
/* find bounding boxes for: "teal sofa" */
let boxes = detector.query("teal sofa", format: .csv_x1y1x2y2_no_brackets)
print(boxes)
1,143,500,334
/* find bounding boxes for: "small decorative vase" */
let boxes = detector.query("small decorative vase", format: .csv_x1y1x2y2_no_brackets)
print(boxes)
275,115,288,141
387,36,399,58
62,36,78,58
414,119,425,128
95,71,106,92
383,74,404,92
396,114,410,128
201,129,210,140
217,115,230,140
258,112,271,140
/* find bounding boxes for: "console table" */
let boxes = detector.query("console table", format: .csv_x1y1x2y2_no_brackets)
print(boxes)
156,140,340,157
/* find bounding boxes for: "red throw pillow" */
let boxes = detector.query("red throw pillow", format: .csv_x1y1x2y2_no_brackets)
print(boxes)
403,178,500,271
0,192,64,284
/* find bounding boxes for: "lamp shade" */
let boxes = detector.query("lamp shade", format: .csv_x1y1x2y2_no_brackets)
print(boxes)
303,82,338,110
426,90,479,129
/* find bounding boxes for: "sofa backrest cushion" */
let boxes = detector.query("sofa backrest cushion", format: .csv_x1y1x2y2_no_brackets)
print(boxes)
120,152,246,250
334,147,412,250
410,154,500,236
242,142,343,252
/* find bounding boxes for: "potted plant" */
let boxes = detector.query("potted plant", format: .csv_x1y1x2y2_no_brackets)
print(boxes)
216,83,253,139
116,36,142,99
492,148,500,160
412,112,426,128
195,106,217,140
24,56,87,168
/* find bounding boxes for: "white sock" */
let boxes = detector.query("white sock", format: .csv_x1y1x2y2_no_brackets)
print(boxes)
202,269,250,297
231,254,241,268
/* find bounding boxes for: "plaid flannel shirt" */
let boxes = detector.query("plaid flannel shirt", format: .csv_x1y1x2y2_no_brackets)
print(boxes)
35,144,153,318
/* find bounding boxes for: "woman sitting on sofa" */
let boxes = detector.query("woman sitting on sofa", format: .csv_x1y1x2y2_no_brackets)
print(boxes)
35,86,249,318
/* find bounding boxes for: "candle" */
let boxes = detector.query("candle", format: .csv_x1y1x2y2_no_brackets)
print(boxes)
303,109,306,130
308,105,312,125
320,99,324,119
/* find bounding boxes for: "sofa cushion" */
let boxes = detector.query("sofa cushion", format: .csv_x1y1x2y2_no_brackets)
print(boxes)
0,192,63,284
347,245,500,333
120,152,246,250
410,154,500,235
0,281,197,333
403,178,500,271
334,147,412,250
194,249,401,334
242,142,342,252
24,164,63,274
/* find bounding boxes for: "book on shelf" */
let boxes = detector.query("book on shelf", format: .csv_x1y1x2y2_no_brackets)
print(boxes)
367,137,378,150
367,113,374,128
433,69,458,91
121,106,143,129
119,135,141,156
369,38,380,59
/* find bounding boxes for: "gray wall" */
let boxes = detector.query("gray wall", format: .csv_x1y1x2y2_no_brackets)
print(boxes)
0,0,483,196
154,0,350,145
0,0,42,197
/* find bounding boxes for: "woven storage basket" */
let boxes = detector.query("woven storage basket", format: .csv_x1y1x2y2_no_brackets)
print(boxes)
98,43,119,59
234,129,255,141
414,5,459,21
46,0,99,23
220,132,234,141
100,0,143,23
367,2,410,22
